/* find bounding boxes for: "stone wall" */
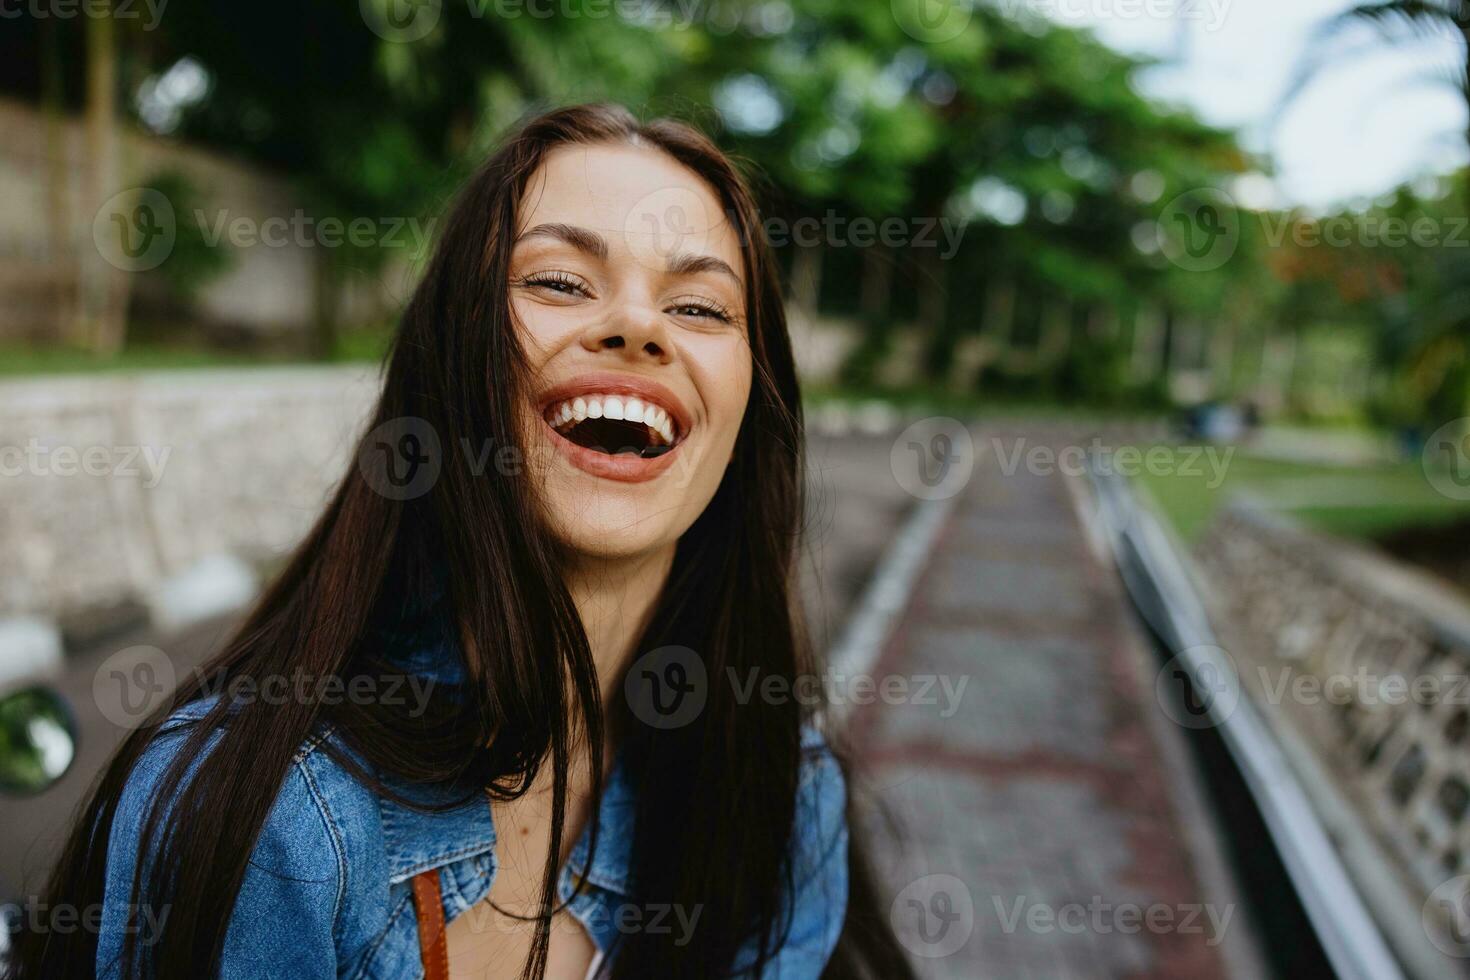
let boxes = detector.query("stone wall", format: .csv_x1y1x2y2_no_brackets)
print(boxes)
0,367,381,634
1196,504,1470,974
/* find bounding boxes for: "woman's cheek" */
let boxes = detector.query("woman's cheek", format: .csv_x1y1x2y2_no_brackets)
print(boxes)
706,339,753,441
509,298,581,353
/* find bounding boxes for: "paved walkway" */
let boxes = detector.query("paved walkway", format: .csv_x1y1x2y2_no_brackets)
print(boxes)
849,429,1244,979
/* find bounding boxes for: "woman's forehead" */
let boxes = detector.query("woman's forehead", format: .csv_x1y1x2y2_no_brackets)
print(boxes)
516,143,745,276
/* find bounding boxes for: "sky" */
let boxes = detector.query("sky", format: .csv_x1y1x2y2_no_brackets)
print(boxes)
1042,0,1468,210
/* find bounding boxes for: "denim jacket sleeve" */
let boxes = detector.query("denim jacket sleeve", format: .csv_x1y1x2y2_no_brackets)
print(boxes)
741,728,850,978
98,704,346,980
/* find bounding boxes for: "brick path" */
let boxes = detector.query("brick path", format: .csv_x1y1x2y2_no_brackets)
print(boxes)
850,433,1237,979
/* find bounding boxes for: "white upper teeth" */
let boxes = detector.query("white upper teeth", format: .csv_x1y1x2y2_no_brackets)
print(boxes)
546,393,677,445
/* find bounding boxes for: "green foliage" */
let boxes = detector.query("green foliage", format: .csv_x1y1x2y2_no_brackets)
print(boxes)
143,170,232,297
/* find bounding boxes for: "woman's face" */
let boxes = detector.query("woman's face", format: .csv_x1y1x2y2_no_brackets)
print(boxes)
510,142,753,561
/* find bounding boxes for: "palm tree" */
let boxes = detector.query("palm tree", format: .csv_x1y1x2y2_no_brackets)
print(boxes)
1290,2,1470,197
1286,3,1470,430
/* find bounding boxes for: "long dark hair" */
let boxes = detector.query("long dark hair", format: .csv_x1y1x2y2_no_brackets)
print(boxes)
8,103,914,980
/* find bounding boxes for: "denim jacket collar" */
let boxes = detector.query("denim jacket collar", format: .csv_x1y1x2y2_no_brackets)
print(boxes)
375,773,497,886
373,751,638,899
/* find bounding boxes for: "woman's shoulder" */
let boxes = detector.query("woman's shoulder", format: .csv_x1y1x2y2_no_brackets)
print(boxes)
117,695,387,873
104,697,393,974
124,695,390,860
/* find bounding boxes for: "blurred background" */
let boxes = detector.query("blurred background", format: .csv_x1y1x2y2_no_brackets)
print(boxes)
2,1,1470,977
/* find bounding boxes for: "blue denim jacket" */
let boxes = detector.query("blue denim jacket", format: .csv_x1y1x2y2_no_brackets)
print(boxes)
97,648,848,978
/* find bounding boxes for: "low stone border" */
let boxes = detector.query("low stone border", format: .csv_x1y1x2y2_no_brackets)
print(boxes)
1196,502,1470,974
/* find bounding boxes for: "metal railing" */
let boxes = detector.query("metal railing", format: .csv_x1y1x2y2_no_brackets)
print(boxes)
1089,463,1405,980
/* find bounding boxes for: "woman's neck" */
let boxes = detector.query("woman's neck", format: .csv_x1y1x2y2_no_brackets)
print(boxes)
562,543,676,711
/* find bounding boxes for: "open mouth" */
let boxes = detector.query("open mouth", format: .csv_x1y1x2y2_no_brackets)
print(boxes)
544,394,680,459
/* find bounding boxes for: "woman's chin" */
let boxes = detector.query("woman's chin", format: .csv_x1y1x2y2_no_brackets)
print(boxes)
542,495,685,562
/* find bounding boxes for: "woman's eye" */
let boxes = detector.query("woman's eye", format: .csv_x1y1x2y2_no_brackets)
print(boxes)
517,272,590,298
668,300,732,323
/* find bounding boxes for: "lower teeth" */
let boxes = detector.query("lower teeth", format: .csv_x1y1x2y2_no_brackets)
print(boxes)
595,444,670,458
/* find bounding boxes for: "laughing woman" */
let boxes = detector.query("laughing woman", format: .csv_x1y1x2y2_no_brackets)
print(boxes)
6,105,915,980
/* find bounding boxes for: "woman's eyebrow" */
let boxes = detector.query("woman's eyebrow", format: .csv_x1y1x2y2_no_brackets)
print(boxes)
515,222,609,259
665,251,742,287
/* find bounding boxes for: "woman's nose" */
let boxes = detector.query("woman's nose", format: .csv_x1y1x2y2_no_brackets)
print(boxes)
579,305,674,364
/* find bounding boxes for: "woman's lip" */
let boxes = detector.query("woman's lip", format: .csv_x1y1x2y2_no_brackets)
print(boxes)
535,372,694,439
542,416,683,483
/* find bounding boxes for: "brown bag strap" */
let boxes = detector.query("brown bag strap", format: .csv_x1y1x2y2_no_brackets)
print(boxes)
411,869,449,980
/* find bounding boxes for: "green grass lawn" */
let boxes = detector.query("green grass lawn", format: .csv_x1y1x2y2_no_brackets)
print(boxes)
1135,449,1470,542
0,343,267,376
0,338,389,377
